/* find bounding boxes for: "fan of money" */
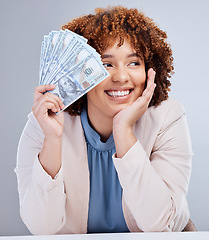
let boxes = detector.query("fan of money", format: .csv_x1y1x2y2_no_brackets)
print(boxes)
39,29,109,113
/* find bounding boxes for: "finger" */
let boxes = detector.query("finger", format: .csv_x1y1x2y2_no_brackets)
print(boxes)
44,94,63,112
44,92,65,110
142,81,155,96
43,101,59,113
35,84,56,94
146,68,156,89
36,99,60,114
137,83,156,110
34,84,56,102
144,81,156,96
35,94,62,114
143,83,156,103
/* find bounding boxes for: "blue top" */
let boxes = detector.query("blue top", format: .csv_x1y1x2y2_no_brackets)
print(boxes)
80,109,129,233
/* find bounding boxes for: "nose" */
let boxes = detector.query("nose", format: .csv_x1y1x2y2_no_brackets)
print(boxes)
111,67,130,83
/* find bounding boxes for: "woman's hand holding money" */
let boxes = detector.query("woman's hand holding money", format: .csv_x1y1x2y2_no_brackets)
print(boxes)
32,84,65,178
33,84,65,138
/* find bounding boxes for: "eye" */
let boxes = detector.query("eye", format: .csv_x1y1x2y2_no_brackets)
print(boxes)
129,61,140,66
103,62,113,68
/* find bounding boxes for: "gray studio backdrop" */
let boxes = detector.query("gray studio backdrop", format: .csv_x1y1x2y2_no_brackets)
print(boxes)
0,0,209,236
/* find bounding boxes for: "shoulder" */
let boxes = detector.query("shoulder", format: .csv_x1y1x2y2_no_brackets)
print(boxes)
149,97,185,117
134,98,189,154
134,98,186,138
146,97,186,127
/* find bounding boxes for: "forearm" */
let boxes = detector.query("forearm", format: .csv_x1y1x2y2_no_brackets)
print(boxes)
113,125,137,158
39,137,62,179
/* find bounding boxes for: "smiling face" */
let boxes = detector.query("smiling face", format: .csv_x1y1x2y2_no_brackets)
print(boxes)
87,40,146,121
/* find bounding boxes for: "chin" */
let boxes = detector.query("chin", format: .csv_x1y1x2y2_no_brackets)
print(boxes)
110,104,131,117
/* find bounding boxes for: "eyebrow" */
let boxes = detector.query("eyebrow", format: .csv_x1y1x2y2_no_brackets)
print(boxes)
102,52,139,59
127,53,138,58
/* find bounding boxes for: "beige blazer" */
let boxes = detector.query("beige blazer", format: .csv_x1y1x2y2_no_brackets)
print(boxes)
15,98,193,235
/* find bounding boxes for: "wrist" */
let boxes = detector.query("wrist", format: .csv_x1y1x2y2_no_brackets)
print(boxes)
39,137,62,179
113,125,137,158
44,135,63,144
113,124,133,138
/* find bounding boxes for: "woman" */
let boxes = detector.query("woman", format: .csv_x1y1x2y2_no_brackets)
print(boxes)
15,6,194,234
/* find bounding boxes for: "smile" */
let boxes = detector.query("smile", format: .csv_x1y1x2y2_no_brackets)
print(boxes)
105,90,132,97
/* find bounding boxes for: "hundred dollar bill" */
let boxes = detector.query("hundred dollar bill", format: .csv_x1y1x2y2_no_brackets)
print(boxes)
40,31,59,84
41,32,90,85
40,30,71,85
64,29,87,44
40,30,99,85
49,54,109,113
46,42,101,85
45,38,84,84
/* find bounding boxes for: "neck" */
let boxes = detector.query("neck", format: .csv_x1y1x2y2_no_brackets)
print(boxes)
87,107,113,143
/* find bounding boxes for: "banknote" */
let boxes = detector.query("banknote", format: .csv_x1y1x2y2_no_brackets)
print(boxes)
45,38,84,84
40,30,97,85
50,54,109,113
47,42,101,85
39,30,109,113
40,31,58,83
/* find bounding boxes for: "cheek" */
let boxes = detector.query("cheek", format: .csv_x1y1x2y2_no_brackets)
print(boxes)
87,76,109,98
87,90,95,102
134,71,146,88
87,86,101,104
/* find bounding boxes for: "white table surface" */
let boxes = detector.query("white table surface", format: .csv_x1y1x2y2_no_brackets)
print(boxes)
1,232,209,240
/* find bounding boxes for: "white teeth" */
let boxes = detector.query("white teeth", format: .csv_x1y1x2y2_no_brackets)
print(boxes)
106,90,130,97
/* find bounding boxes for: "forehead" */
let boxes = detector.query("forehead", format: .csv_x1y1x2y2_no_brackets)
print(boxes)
101,39,144,60
101,38,134,52
92,34,144,60
103,42,135,55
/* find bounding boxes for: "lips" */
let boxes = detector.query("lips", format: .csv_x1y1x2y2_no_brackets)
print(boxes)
105,89,132,97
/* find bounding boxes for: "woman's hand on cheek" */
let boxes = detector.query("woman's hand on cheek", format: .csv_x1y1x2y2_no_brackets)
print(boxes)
113,68,156,130
113,68,156,158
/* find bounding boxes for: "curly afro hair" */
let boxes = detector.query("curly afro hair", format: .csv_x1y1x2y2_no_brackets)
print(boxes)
62,6,174,116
